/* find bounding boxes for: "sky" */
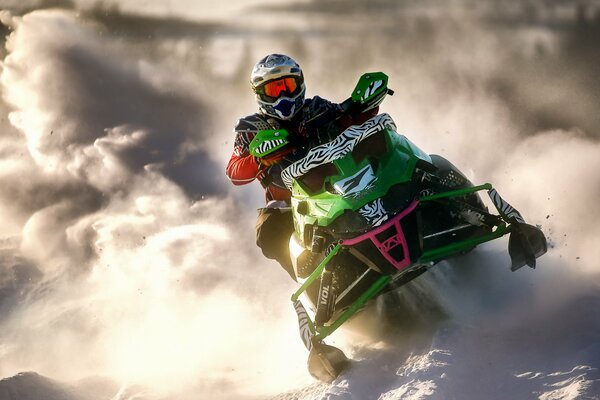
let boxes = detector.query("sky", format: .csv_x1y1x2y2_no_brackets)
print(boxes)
0,0,599,399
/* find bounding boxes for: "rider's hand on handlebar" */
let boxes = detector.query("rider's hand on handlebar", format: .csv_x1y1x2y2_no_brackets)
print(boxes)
255,147,293,167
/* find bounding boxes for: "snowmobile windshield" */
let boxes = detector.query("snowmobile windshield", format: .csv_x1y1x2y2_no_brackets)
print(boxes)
297,131,388,195
281,113,398,191
298,163,338,194
351,131,387,164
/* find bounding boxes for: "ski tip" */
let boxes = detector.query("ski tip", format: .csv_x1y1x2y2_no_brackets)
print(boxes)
307,342,350,383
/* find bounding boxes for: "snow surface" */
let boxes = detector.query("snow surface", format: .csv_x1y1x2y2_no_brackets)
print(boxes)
270,251,600,400
0,372,158,400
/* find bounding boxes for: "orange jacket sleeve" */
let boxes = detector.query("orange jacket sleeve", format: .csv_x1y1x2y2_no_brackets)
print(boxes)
225,152,263,186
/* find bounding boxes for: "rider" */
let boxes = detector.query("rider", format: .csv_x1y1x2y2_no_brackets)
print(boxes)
226,54,378,279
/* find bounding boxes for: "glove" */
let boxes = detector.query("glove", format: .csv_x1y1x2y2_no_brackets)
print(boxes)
256,146,294,167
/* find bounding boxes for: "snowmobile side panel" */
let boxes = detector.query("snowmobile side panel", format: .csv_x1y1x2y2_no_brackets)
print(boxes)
420,183,493,202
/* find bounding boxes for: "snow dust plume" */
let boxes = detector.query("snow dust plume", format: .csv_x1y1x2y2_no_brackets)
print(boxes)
0,9,310,399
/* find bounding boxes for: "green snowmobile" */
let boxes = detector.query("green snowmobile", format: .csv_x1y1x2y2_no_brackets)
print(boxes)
249,73,547,382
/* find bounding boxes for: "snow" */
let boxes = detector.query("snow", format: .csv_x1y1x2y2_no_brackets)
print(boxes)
0,1,599,400
269,251,600,399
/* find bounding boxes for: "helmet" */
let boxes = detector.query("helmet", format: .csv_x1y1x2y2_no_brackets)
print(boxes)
251,54,305,120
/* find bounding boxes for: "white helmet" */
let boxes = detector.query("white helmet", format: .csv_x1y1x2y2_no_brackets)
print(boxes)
251,54,306,120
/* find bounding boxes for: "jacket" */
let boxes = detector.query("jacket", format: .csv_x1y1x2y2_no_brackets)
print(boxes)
226,96,378,202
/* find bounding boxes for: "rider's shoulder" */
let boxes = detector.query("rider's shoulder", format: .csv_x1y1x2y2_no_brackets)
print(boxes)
302,96,341,117
305,96,337,108
234,113,273,133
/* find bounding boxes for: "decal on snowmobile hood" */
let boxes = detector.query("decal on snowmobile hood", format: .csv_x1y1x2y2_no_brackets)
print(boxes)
281,113,397,190
333,164,377,198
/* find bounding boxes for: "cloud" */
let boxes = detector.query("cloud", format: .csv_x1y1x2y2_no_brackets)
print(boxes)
0,9,231,269
2,9,226,198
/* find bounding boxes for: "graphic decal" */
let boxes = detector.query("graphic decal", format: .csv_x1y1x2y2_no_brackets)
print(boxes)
293,300,313,351
488,188,525,223
255,138,286,155
333,164,377,197
362,79,384,101
358,198,389,226
281,113,396,189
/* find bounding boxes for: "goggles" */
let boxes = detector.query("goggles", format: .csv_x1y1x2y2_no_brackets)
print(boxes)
255,77,301,100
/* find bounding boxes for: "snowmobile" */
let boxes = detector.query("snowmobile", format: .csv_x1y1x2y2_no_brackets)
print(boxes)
249,73,547,382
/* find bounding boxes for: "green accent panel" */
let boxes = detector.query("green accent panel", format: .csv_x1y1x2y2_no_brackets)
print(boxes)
316,275,392,340
248,129,290,157
351,72,389,104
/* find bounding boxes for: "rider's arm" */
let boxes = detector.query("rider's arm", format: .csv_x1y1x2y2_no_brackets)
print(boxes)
226,128,262,185
226,148,293,203
338,106,379,130
226,152,261,185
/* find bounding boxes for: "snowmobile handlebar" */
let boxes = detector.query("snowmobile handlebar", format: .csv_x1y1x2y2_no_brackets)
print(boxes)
249,72,393,159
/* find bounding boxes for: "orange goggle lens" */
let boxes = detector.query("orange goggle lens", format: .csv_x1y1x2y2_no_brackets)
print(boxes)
261,77,298,98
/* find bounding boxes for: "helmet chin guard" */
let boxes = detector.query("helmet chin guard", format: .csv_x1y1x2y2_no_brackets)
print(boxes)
257,87,305,120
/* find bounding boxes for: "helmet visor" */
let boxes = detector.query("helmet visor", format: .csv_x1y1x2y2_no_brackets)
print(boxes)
256,77,300,100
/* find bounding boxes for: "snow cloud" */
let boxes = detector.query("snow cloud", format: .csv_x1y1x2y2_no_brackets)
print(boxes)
0,8,306,399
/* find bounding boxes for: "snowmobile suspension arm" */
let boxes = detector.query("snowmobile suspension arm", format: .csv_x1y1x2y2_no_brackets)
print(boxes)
419,225,511,263
290,243,393,342
315,275,392,340
419,183,492,202
291,244,342,302
418,182,515,263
